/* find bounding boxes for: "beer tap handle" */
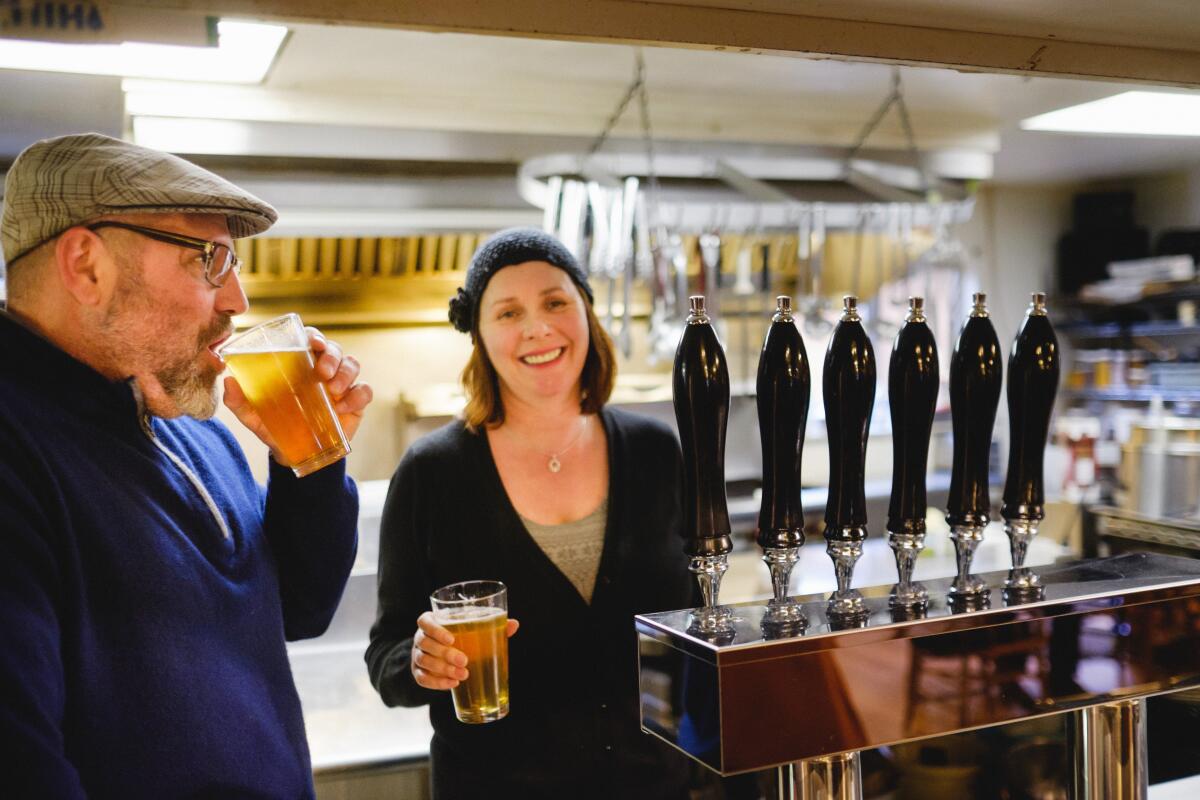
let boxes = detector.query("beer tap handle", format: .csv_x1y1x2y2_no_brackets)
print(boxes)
823,296,875,619
887,297,939,536
673,295,732,595
757,296,810,628
947,293,1003,528
823,296,876,539
886,298,938,609
946,293,1002,601
1002,292,1060,570
757,295,810,551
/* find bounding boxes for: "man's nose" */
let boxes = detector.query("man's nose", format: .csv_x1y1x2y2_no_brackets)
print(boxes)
216,270,249,316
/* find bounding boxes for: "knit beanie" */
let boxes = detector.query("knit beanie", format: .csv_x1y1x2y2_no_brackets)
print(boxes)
448,227,594,333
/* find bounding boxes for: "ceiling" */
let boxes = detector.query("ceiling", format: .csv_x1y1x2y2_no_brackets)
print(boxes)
2,20,1199,186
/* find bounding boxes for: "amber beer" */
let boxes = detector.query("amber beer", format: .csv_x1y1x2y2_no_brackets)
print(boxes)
431,580,509,724
443,607,509,723
218,314,350,477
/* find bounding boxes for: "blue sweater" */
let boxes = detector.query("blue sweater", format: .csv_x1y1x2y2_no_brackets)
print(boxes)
0,311,358,798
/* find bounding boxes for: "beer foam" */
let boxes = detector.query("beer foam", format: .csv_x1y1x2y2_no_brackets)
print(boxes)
436,606,506,625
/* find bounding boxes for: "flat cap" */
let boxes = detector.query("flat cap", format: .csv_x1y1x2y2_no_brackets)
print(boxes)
2,132,277,265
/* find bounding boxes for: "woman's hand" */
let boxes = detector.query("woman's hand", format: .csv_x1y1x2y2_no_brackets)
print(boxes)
411,611,520,690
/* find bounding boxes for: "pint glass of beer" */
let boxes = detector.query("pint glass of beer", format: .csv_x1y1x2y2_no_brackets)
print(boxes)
430,580,509,724
218,313,350,477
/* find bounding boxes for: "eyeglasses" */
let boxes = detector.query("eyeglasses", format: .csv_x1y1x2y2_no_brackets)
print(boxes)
86,221,242,288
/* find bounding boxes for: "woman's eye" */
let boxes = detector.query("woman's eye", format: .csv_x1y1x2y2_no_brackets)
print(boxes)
547,298,567,309
498,309,519,320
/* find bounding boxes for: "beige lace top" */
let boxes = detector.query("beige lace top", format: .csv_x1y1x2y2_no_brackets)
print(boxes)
520,499,608,604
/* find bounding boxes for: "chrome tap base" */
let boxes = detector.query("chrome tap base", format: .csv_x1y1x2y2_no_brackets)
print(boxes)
825,537,867,621
1003,565,1046,605
761,549,809,635
887,531,928,609
948,525,989,598
1005,518,1039,572
762,547,802,606
688,554,734,634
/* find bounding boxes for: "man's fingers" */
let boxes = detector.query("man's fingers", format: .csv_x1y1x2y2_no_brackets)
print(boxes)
221,375,247,410
307,328,341,381
325,355,361,398
334,382,373,415
506,619,520,638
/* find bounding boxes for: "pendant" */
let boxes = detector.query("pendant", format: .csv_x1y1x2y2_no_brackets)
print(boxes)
548,455,561,473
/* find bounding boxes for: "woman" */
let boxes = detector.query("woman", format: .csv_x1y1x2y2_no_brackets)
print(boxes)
365,228,694,799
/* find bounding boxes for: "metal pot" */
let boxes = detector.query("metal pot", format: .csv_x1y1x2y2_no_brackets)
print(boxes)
1121,419,1200,519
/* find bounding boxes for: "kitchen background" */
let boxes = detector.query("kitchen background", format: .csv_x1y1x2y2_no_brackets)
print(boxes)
3,3,1200,798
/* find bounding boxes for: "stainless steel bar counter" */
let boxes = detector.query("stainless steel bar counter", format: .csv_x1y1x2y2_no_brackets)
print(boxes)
635,552,1200,791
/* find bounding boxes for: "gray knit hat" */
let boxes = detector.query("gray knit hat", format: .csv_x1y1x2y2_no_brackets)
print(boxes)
2,132,277,265
448,227,593,333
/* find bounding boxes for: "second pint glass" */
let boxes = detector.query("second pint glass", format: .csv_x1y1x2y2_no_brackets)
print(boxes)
218,313,350,477
430,580,509,724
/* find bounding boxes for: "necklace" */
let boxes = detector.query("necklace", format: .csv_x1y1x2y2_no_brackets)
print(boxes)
543,417,589,473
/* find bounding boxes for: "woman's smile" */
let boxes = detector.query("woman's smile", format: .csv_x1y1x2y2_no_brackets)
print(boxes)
520,346,564,366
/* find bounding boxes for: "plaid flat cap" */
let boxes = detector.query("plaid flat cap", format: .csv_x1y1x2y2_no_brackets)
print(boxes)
2,132,277,265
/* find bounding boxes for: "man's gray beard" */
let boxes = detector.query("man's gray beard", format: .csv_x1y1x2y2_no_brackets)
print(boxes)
100,254,225,420
156,360,221,419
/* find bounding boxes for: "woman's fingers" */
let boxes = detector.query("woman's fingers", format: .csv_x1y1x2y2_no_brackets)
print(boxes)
417,611,455,646
506,618,520,638
412,615,469,690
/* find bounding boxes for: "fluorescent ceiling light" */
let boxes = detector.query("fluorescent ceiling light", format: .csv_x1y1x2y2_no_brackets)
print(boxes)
0,20,286,83
133,116,255,154
1021,91,1200,136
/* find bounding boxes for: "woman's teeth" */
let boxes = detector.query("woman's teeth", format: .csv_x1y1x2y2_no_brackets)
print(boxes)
522,348,563,365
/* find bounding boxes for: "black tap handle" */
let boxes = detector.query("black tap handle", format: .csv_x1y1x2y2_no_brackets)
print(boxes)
757,296,811,549
673,296,733,556
824,296,876,537
887,298,939,536
1002,293,1060,523
946,293,1003,527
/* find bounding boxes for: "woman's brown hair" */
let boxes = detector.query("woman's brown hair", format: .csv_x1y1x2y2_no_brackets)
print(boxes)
460,284,616,430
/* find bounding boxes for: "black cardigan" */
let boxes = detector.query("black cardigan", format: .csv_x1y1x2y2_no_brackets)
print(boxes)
365,407,694,799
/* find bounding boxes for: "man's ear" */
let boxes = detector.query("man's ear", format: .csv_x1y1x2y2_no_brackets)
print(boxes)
54,227,115,307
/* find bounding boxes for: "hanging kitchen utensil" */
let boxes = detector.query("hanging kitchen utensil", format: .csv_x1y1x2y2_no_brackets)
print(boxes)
542,175,563,235
803,203,833,335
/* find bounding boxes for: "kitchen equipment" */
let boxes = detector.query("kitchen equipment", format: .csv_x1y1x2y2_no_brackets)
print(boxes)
1120,418,1200,519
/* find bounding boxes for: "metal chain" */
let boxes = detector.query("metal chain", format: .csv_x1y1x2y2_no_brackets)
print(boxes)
584,56,645,161
634,49,664,236
844,67,929,195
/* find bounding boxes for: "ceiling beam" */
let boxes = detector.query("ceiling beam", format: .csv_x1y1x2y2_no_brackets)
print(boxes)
116,0,1200,87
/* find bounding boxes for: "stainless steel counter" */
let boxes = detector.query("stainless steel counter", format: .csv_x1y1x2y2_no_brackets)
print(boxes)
636,552,1200,776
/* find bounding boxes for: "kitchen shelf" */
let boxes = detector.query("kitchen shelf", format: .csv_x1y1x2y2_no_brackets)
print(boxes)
1058,321,1200,341
1064,387,1200,403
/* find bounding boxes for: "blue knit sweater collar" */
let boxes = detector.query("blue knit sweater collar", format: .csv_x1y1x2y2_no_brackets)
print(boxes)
0,309,143,431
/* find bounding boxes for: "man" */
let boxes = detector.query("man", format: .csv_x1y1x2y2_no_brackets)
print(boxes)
0,133,373,797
